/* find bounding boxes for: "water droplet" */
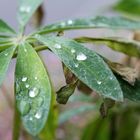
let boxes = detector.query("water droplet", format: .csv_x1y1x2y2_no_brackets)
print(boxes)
71,49,75,53
75,63,79,68
67,20,73,25
22,77,27,82
76,53,87,61
54,44,61,49
25,84,29,88
35,77,38,80
110,77,113,80
24,48,27,52
20,6,31,13
18,100,30,116
5,53,8,56
35,111,42,119
60,22,66,27
29,117,33,121
97,81,102,85
37,97,44,107
29,87,39,98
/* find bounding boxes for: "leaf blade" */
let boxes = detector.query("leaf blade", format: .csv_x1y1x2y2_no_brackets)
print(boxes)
15,42,51,135
17,0,43,29
0,46,16,87
0,19,15,34
35,35,124,101
35,16,140,35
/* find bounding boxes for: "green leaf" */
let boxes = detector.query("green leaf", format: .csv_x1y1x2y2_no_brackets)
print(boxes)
38,89,58,140
18,0,43,29
35,35,124,101
116,75,140,102
114,0,140,18
59,105,97,124
0,19,15,34
75,37,140,57
35,16,140,35
0,46,16,87
15,42,51,135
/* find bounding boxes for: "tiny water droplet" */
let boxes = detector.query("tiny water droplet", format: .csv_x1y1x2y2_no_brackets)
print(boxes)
97,81,102,85
110,77,113,80
24,48,27,52
25,84,29,88
18,100,30,116
22,77,27,82
67,20,73,25
76,53,87,61
35,77,38,80
75,63,79,68
5,53,8,56
29,87,39,98
60,22,66,27
54,44,61,49
35,111,42,119
20,6,31,13
29,117,33,121
71,49,75,53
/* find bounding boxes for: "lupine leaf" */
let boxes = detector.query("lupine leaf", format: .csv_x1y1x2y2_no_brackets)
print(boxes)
75,37,140,57
0,19,15,34
0,46,16,87
15,42,51,135
35,16,140,35
17,0,43,28
35,35,124,101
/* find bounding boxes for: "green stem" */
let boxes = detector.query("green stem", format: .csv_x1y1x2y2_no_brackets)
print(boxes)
12,106,21,140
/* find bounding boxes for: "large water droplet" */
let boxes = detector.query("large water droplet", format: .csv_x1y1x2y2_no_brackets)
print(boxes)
22,77,27,82
54,44,61,49
18,100,30,116
35,111,42,119
76,53,87,61
29,87,39,98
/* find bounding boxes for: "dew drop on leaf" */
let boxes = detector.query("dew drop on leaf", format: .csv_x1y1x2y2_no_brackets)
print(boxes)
22,77,27,82
97,81,102,85
25,84,29,88
20,6,31,13
76,53,87,61
18,100,31,116
71,49,76,53
54,44,61,49
29,87,39,98
35,111,42,119
67,20,73,25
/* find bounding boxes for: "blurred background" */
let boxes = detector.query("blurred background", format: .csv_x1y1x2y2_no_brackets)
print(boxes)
0,0,140,140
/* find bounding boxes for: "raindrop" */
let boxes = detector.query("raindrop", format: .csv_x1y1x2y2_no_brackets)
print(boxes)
5,53,8,56
76,53,87,61
75,63,79,68
18,100,30,116
25,84,29,88
29,87,39,98
71,49,75,53
97,81,102,85
54,43,61,49
67,20,73,25
35,77,38,80
35,111,42,119
22,77,27,82
20,6,31,13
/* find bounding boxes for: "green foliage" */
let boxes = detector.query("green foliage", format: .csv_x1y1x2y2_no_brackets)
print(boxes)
0,0,140,139
15,42,51,135
114,0,140,18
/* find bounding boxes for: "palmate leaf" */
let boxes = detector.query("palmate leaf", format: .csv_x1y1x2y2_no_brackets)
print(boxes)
17,0,43,29
0,46,16,87
15,42,51,135
0,19,15,34
35,35,124,101
35,16,140,35
75,37,140,57
114,0,140,17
